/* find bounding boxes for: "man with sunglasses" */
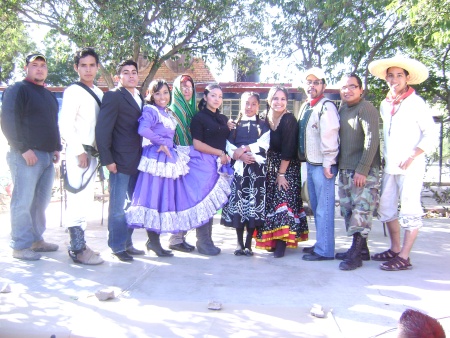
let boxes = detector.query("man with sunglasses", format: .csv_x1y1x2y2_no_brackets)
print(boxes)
298,67,340,261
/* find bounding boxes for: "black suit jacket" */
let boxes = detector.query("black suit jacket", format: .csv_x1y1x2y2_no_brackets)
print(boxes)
96,87,143,176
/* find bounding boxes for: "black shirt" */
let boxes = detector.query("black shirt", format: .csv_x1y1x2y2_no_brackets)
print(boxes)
269,112,298,160
1,80,61,153
190,108,230,151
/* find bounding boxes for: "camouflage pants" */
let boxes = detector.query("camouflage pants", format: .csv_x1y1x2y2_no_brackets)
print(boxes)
338,168,380,237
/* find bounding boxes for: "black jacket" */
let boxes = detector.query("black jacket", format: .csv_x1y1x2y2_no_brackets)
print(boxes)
95,87,143,176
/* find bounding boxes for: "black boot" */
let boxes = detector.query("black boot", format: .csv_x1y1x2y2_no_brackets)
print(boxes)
339,232,363,270
146,231,173,257
68,226,86,260
273,239,287,258
335,236,370,261
196,219,220,256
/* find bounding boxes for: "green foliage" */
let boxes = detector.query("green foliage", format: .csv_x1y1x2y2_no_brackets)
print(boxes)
0,3,35,83
41,31,79,86
9,0,261,93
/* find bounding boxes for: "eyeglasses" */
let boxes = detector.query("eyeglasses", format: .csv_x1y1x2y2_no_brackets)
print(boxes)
181,86,193,92
340,85,359,91
304,80,323,86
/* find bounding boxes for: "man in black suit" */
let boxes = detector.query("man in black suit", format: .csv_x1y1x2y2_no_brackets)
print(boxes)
96,60,145,261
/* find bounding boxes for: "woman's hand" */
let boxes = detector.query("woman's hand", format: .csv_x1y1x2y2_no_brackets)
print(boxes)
227,119,236,130
157,145,172,158
240,152,255,164
399,156,414,170
276,174,289,191
233,147,246,160
219,152,228,164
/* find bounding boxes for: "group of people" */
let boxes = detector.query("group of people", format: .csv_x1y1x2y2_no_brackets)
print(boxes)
298,58,435,272
1,47,436,273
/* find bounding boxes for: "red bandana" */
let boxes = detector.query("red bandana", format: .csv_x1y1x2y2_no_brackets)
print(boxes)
385,87,414,116
309,94,324,107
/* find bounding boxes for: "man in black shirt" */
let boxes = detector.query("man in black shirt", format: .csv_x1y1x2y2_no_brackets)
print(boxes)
1,53,62,260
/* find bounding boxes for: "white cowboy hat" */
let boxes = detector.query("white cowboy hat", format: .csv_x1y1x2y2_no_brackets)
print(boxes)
368,56,429,85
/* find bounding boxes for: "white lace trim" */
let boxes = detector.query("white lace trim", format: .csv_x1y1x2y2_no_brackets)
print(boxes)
137,146,191,179
158,109,178,130
125,174,231,233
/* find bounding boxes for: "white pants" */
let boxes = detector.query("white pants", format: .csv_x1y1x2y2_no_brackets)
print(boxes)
377,169,424,230
65,146,98,230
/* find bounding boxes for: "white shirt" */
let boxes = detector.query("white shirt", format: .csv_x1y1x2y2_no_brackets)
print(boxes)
59,84,103,155
380,92,437,175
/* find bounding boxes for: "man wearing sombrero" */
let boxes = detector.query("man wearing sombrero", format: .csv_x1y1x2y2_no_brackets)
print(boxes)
368,56,437,271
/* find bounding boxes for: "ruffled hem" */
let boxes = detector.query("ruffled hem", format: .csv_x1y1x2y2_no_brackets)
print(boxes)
254,227,309,249
138,146,191,179
126,173,231,233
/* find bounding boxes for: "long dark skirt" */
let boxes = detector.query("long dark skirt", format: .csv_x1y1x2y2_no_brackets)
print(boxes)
255,150,308,249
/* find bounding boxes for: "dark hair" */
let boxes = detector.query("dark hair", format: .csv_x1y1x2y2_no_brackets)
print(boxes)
116,59,138,75
198,83,222,111
397,309,445,338
266,85,288,113
180,75,194,89
341,73,363,88
74,47,99,66
146,79,171,106
232,91,261,140
387,67,409,77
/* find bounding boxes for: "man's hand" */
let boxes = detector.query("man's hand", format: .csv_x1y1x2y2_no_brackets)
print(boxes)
323,167,334,179
353,173,367,187
22,149,37,166
106,163,117,174
399,157,414,170
53,151,60,164
78,152,89,168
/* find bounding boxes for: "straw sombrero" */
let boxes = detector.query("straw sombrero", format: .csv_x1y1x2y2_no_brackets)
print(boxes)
368,56,429,85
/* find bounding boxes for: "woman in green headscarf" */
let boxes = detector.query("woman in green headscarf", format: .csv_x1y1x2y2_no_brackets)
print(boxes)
168,74,197,252
170,75,197,146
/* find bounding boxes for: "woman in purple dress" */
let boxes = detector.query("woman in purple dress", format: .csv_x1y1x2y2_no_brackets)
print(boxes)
126,80,231,257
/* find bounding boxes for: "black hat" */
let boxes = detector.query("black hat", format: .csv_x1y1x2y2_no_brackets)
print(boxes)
25,53,47,64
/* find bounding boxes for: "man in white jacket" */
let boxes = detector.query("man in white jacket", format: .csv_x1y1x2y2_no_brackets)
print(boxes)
59,48,105,265
368,56,437,271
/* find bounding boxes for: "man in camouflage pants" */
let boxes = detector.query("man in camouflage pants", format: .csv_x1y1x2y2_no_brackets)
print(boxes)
336,73,381,270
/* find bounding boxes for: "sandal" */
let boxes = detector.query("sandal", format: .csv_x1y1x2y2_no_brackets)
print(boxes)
371,249,399,261
380,256,412,271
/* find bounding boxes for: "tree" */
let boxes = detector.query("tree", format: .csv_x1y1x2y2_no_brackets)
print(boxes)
9,0,262,94
255,0,408,95
0,2,35,84
42,30,79,86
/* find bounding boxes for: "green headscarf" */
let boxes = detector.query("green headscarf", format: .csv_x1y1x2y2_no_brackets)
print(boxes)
169,75,197,146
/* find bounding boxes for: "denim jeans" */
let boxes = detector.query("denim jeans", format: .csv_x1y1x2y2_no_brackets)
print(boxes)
306,163,337,258
7,149,55,250
108,172,137,252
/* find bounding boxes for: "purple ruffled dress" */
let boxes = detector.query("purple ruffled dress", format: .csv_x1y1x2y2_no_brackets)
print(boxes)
126,104,232,234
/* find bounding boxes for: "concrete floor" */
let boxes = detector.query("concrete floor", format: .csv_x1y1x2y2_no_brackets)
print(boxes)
0,201,449,338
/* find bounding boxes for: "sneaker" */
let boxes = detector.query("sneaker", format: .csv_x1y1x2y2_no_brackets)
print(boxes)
31,240,59,252
13,248,42,261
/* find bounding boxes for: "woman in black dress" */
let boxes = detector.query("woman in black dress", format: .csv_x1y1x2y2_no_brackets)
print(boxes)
190,84,232,256
255,86,308,258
